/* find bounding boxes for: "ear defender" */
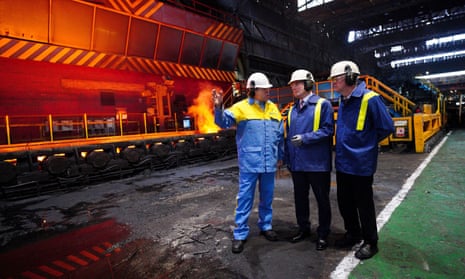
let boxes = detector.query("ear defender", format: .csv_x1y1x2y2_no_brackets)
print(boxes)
345,64,357,86
304,72,314,91
249,80,256,97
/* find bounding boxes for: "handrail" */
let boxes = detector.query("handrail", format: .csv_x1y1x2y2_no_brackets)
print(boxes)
280,101,294,137
0,112,190,146
361,75,416,116
276,75,416,118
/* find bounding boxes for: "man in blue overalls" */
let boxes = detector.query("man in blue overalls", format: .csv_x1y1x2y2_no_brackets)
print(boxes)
213,72,284,254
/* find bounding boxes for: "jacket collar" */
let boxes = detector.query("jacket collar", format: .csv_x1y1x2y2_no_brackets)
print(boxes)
248,97,267,108
350,81,367,98
295,92,317,108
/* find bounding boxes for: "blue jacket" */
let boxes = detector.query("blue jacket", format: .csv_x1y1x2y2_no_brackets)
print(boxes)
335,81,394,176
215,98,284,173
284,94,334,172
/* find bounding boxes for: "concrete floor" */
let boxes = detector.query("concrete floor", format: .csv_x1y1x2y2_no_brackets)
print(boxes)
0,149,428,278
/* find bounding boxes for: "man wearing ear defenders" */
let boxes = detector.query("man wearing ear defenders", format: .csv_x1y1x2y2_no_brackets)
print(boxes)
284,69,334,251
329,60,394,260
212,72,284,254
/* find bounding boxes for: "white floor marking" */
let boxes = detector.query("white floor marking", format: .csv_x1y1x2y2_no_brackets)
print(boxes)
330,131,451,279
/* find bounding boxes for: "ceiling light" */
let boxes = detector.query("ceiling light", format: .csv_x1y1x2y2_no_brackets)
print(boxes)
348,31,356,43
426,33,465,47
298,0,334,12
390,45,403,52
415,70,465,79
391,49,465,68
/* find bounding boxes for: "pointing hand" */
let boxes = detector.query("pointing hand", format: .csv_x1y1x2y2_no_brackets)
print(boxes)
212,89,223,108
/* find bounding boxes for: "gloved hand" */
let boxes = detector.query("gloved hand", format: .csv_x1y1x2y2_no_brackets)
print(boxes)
291,135,303,146
212,89,223,108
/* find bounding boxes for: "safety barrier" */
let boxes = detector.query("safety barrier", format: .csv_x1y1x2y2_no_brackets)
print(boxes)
413,112,442,153
0,112,195,146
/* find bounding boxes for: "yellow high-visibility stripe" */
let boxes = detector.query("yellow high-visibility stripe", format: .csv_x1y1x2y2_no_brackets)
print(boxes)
229,99,282,123
286,98,325,138
356,91,378,131
313,98,324,132
287,106,293,129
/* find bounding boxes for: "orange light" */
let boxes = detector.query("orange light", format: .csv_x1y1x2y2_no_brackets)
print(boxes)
4,158,17,166
187,85,220,134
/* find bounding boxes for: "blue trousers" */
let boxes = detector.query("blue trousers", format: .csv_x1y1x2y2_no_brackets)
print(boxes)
233,172,275,240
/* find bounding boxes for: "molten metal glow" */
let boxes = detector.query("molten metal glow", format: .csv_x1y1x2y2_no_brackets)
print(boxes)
187,87,220,133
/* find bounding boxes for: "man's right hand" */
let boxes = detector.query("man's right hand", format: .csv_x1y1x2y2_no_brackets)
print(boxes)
212,89,223,108
291,135,303,146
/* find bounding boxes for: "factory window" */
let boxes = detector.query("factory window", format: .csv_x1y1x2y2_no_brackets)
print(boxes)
93,8,129,55
128,19,158,59
180,33,204,66
297,0,334,12
218,42,238,71
51,0,93,49
100,92,115,106
156,26,182,62
201,38,222,69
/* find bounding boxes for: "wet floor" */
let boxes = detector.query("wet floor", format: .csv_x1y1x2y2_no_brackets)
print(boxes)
0,151,427,278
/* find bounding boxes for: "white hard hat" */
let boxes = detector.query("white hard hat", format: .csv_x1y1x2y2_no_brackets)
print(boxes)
288,69,315,84
329,60,360,79
246,72,273,89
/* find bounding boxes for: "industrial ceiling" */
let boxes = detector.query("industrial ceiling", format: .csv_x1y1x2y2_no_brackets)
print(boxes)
188,0,465,95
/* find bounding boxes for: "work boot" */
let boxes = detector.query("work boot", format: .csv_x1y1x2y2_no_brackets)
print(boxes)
232,239,246,253
289,231,310,243
260,230,278,241
316,238,328,251
355,242,378,260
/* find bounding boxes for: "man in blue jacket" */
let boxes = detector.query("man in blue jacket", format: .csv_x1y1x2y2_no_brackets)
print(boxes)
212,72,284,254
284,69,334,250
329,61,394,260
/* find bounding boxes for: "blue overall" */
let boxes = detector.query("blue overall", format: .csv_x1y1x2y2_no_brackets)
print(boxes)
215,98,284,240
